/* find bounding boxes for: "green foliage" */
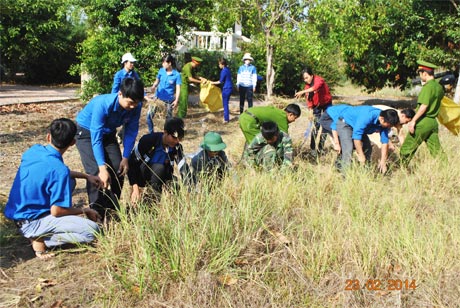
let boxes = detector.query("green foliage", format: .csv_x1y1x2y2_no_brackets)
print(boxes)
0,0,84,84
75,0,215,100
308,0,460,92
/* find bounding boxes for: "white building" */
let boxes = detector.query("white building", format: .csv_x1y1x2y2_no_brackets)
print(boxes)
175,22,251,54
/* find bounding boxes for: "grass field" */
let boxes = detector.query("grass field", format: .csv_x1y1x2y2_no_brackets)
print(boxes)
1,97,459,307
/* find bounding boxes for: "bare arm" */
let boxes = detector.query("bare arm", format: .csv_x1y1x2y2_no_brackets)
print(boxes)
50,205,101,222
378,143,389,173
353,139,366,164
70,171,102,189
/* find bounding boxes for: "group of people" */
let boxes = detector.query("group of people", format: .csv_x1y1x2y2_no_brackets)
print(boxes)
144,52,258,126
4,54,447,260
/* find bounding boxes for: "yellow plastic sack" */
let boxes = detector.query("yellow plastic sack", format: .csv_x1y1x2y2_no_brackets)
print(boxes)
200,82,223,112
437,96,460,136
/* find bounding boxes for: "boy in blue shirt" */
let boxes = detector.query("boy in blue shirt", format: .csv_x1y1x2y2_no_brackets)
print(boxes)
4,118,101,259
335,106,399,173
128,118,188,204
75,78,144,217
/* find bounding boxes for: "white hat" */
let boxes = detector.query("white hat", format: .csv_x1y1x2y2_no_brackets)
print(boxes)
121,52,137,63
242,53,254,61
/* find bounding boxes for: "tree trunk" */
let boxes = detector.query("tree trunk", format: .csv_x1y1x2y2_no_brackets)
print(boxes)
265,32,275,100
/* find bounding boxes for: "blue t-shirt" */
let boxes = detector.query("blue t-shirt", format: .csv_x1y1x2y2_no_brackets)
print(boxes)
219,66,233,90
341,105,390,144
4,145,72,221
155,68,182,102
111,69,140,94
76,93,142,166
326,104,353,131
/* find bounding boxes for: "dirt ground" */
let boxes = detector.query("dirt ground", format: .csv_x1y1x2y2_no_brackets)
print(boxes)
0,86,416,307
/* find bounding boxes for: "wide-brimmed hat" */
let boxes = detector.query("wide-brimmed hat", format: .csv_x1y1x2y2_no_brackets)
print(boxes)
121,52,137,63
242,53,254,61
200,132,226,151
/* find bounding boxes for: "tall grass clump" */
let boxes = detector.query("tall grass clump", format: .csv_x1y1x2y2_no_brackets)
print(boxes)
96,132,460,307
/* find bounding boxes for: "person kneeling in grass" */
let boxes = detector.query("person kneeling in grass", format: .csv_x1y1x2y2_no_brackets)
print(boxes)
4,118,101,260
244,121,294,171
128,117,189,204
191,131,230,185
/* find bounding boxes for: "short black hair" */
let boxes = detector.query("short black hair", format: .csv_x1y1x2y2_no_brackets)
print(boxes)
261,121,279,140
219,58,228,66
164,117,185,139
401,108,415,119
120,78,144,102
302,67,314,76
380,109,399,126
162,54,176,68
284,103,301,117
49,118,76,149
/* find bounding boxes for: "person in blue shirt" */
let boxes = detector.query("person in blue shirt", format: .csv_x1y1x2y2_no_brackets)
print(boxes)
147,54,182,132
112,52,141,143
75,78,145,217
335,106,399,173
319,104,354,153
236,53,257,114
128,118,188,204
111,52,140,93
4,118,101,259
210,58,233,123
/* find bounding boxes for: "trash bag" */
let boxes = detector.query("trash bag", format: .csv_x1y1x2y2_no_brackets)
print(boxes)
200,82,223,112
437,96,460,136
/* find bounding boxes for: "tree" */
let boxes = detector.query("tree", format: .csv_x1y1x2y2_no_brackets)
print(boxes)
308,0,460,92
0,0,84,84
74,0,214,101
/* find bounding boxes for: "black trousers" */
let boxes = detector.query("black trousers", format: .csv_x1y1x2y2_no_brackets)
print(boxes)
75,126,123,216
310,103,332,152
239,86,254,114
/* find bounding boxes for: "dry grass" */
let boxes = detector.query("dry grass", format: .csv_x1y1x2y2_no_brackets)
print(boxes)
1,97,460,307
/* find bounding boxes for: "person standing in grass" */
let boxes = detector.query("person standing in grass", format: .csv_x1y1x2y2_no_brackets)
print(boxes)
244,121,294,170
239,103,301,144
210,58,233,123
335,106,399,173
400,60,445,166
75,78,145,217
147,54,182,132
4,118,101,260
295,67,333,156
236,53,258,114
111,53,140,93
178,56,206,118
111,53,142,144
191,131,229,185
128,118,188,203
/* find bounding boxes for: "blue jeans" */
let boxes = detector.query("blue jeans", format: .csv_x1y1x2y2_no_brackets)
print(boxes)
146,100,174,133
222,88,232,122
20,214,100,247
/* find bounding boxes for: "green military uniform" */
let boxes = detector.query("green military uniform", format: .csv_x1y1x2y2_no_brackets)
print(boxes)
178,61,195,118
400,79,444,164
244,131,293,170
239,106,289,143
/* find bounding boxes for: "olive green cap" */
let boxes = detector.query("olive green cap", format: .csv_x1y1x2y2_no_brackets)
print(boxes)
417,60,438,71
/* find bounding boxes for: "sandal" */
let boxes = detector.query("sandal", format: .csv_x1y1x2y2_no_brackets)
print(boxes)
35,250,55,260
